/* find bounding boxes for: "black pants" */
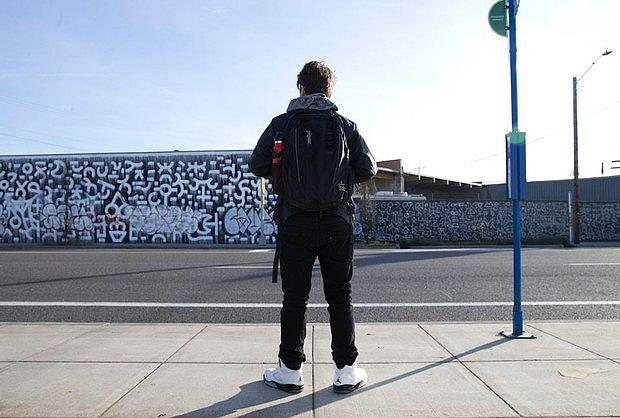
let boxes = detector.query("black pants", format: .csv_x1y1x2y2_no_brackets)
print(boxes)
278,212,358,370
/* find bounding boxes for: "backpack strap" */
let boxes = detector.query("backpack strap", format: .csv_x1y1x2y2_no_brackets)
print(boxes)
271,196,283,284
272,231,280,283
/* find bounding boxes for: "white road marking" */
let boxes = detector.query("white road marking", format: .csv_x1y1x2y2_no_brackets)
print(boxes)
383,248,512,253
212,265,321,269
568,263,620,266
212,266,273,269
0,301,617,308
0,248,514,255
0,250,272,255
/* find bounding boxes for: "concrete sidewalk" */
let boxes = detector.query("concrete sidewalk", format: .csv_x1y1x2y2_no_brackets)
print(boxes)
0,321,618,417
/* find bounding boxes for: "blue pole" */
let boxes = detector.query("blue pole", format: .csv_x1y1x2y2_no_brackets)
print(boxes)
508,0,523,336
508,0,518,131
512,198,523,335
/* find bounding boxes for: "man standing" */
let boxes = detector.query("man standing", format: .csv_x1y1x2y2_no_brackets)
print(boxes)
250,61,376,394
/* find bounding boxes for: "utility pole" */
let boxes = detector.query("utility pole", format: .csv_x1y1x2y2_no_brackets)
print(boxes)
572,50,612,244
572,76,580,243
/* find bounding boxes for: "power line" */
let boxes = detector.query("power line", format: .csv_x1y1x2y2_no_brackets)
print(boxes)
414,98,620,175
0,124,103,149
0,93,122,130
0,93,72,116
0,132,88,152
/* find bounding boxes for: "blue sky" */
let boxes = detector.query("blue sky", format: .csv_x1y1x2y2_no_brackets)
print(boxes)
1,0,618,184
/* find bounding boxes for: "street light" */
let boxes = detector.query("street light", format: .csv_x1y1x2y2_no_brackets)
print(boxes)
572,49,612,244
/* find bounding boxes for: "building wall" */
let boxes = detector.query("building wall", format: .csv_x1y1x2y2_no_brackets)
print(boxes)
353,200,620,242
0,151,276,244
580,202,620,241
482,176,620,202
1,152,617,245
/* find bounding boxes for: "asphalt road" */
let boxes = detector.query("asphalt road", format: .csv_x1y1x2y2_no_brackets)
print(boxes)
0,247,618,323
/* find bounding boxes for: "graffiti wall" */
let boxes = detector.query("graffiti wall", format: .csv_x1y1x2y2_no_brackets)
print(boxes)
352,200,619,242
580,202,620,241
1,151,617,245
0,151,276,244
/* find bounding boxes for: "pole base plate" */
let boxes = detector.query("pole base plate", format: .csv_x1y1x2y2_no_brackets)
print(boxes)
499,330,536,339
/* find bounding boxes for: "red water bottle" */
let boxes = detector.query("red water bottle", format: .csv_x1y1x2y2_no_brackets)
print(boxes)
271,139,284,194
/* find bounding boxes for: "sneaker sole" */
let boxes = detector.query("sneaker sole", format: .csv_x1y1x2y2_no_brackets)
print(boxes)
263,377,304,393
332,379,367,394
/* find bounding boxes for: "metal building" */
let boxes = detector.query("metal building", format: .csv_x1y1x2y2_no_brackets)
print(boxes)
481,175,620,202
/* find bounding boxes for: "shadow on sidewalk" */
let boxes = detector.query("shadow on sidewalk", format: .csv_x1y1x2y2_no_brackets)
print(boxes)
178,336,512,417
174,380,309,417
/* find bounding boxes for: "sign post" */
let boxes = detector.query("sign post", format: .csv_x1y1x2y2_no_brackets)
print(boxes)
491,0,535,339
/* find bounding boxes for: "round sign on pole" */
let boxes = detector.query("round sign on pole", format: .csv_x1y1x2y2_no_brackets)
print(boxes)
488,1,507,37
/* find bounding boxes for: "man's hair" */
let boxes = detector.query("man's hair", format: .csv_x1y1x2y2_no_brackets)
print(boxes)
297,61,336,97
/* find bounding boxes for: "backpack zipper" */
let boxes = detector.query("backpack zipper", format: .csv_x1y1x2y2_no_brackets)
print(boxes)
294,128,301,184
331,125,345,183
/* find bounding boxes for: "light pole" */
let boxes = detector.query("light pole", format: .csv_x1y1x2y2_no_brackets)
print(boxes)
572,50,612,244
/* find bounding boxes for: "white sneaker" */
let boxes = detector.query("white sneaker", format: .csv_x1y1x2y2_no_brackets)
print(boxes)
263,359,304,393
333,362,368,394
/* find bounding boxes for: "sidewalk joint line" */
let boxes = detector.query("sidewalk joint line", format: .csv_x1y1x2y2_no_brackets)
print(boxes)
19,323,109,362
311,325,316,418
527,324,616,362
7,360,162,365
418,324,524,417
97,323,209,418
4,359,317,365
313,360,455,364
459,357,606,363
0,362,17,375
313,358,601,364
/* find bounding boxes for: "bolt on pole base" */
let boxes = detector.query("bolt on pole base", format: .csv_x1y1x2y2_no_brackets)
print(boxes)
499,330,536,339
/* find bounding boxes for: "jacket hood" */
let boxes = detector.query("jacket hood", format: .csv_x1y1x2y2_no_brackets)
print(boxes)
286,93,338,112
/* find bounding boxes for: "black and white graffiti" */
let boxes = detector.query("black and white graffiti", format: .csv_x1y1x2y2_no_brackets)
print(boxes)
1,151,617,245
353,199,619,242
0,152,276,244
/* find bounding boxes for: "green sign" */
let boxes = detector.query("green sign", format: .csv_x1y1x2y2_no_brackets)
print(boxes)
488,1,507,37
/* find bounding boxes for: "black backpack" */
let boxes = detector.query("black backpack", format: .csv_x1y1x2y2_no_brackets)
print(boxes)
270,110,352,284
277,110,353,210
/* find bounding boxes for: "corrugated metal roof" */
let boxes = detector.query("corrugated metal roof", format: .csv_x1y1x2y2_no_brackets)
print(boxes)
482,176,620,202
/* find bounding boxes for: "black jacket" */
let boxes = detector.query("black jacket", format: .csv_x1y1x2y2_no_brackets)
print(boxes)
250,94,377,224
